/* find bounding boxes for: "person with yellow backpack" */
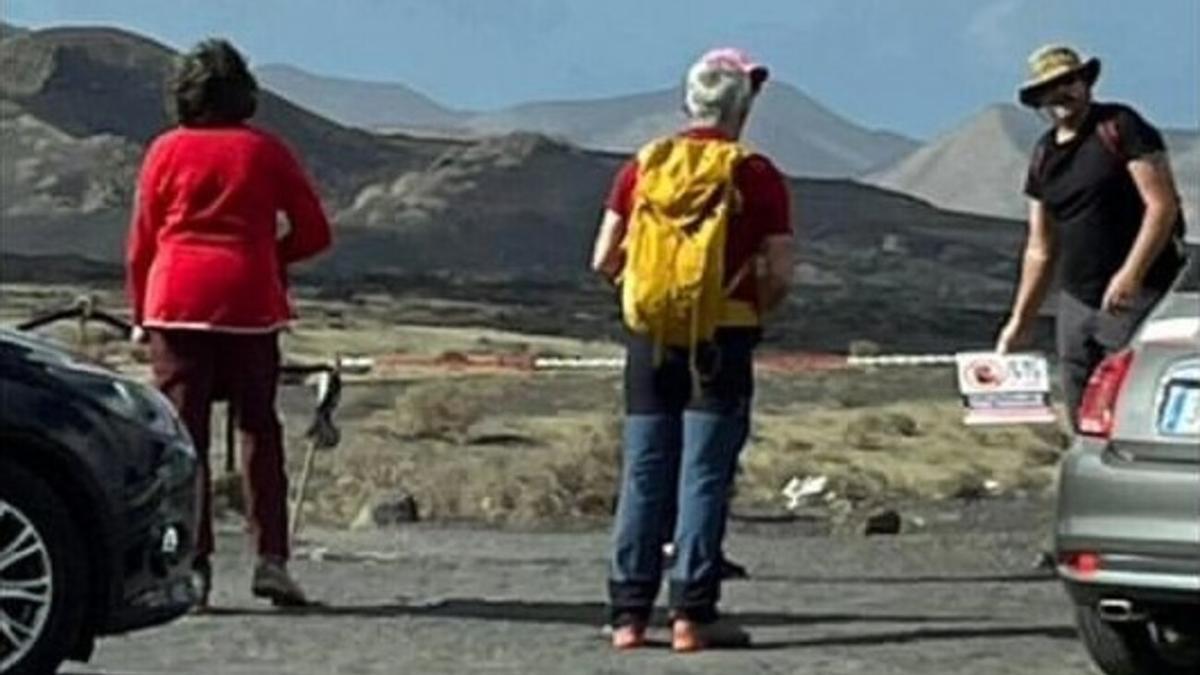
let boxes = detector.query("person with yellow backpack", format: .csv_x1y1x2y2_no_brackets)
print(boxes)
590,47,794,652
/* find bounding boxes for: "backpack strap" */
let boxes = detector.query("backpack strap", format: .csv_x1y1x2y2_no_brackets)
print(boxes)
1030,137,1050,187
1097,115,1188,249
1096,117,1126,162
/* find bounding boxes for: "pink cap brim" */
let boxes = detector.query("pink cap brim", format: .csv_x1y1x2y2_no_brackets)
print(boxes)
700,47,770,84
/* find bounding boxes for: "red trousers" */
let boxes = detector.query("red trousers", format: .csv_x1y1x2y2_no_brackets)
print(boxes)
149,329,290,560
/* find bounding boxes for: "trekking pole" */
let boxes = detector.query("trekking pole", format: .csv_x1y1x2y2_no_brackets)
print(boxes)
288,359,343,540
224,401,237,475
289,436,319,540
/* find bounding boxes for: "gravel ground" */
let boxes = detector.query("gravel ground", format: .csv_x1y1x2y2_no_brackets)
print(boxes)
66,500,1098,675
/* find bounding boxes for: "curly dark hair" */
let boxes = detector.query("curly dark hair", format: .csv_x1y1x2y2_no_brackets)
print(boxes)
169,39,258,126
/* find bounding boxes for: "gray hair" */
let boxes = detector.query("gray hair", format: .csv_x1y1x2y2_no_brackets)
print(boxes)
683,60,754,125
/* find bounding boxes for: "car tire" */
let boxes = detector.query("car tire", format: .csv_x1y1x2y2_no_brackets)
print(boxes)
1075,604,1195,675
0,460,90,675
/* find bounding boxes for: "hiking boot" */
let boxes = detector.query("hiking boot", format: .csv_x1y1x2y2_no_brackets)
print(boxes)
190,557,212,613
251,557,310,607
672,617,751,652
611,622,647,651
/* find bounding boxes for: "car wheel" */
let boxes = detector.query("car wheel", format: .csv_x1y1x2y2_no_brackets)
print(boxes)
1075,604,1196,675
0,461,89,675
1148,619,1200,672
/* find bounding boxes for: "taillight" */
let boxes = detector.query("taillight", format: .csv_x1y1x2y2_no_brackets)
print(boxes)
1059,551,1101,577
1078,350,1135,437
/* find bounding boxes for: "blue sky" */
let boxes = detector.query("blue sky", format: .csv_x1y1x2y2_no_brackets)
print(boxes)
5,0,1197,139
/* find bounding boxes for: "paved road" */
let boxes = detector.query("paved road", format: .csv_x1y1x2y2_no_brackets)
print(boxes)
67,502,1098,675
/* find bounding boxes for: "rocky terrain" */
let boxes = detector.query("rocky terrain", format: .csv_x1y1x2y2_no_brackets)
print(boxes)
1,24,1045,354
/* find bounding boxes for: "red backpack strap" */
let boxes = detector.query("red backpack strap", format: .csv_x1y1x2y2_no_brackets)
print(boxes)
1098,116,1187,245
1096,117,1126,162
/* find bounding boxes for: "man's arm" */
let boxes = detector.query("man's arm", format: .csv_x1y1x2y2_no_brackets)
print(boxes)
757,234,793,313
739,154,794,315
590,209,626,282
997,198,1058,352
1101,152,1180,312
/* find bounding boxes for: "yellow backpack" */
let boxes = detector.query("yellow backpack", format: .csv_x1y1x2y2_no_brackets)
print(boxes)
620,136,750,355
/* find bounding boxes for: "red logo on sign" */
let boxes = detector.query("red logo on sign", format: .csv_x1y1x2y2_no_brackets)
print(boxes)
967,359,1006,389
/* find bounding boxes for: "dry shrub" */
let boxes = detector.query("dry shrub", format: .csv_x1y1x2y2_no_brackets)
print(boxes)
319,413,624,527
1024,444,1064,467
848,339,881,357
393,381,485,442
547,416,623,518
842,411,921,450
1030,423,1072,450
738,399,1066,511
475,415,622,525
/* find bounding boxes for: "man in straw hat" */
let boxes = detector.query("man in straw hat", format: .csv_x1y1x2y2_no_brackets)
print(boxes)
996,44,1185,429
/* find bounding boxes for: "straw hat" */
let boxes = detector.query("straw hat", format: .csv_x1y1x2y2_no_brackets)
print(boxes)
1018,44,1100,107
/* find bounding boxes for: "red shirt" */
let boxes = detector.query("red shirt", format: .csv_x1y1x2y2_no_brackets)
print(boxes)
126,125,332,332
605,128,792,307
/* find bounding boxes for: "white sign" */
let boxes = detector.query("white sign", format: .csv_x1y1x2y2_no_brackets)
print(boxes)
955,352,1057,426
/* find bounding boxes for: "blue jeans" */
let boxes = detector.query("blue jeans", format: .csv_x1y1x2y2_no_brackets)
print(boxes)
608,329,756,625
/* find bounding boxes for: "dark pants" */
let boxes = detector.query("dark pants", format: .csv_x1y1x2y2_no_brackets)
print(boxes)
149,329,290,561
608,329,757,626
1056,289,1164,429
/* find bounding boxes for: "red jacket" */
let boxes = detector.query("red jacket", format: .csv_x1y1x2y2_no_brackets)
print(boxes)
126,124,332,332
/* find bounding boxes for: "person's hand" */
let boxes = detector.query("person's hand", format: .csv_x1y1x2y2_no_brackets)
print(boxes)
996,316,1031,354
1101,268,1142,314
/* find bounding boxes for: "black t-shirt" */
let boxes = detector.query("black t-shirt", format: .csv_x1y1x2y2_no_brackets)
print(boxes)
1024,102,1183,307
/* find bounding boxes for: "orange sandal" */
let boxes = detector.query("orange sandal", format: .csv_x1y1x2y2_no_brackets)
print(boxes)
611,623,647,651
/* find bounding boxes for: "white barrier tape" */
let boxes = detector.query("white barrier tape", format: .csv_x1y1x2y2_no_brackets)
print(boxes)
533,357,625,370
538,354,961,370
847,354,958,367
342,353,965,373
339,356,376,374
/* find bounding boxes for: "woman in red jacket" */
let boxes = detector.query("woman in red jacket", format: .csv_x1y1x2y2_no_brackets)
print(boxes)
126,39,332,609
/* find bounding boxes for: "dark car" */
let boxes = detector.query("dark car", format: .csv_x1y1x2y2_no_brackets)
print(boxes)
1055,245,1200,675
0,328,198,674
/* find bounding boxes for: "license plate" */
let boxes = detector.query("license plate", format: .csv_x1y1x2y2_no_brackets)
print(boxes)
1159,382,1200,436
